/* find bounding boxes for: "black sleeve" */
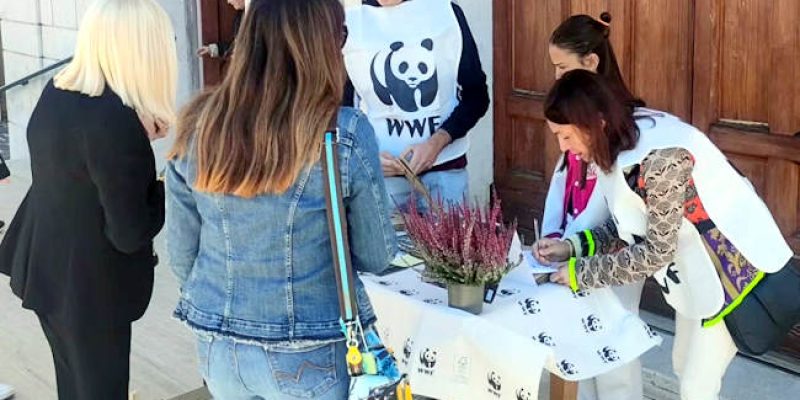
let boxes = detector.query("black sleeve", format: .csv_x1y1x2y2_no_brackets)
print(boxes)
439,3,490,141
82,102,165,254
0,153,9,180
343,78,356,107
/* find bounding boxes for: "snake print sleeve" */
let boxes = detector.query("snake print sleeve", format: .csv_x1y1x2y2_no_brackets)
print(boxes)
576,148,695,288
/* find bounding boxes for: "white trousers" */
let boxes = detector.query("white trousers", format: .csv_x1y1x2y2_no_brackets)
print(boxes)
673,312,738,400
579,280,645,400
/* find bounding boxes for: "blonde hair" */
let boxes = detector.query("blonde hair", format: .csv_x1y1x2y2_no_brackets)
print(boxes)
171,0,346,197
55,0,178,126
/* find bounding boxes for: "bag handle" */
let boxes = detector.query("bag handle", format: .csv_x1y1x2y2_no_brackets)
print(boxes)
321,130,360,324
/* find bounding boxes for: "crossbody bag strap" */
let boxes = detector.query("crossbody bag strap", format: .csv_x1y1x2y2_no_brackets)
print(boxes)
321,130,360,323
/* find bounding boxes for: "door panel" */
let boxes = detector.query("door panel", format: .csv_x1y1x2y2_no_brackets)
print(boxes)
199,0,241,86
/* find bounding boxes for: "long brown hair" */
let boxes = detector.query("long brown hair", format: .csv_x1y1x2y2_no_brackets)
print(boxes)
544,70,639,172
170,0,346,197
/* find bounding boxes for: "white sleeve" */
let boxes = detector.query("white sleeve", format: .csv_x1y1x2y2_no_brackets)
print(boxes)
542,155,567,238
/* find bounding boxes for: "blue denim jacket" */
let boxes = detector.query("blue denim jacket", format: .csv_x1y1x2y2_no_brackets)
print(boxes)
166,108,397,342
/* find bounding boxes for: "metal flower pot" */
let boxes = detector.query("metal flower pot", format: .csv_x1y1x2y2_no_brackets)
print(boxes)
447,283,485,315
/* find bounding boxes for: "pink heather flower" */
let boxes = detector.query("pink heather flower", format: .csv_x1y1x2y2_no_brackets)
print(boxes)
401,192,520,285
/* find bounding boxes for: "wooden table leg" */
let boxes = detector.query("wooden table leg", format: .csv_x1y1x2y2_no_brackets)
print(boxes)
550,373,578,400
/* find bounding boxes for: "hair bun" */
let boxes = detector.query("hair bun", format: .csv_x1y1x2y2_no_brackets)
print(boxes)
600,12,612,24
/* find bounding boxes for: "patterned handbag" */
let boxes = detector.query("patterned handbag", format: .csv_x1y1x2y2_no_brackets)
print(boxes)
321,130,412,400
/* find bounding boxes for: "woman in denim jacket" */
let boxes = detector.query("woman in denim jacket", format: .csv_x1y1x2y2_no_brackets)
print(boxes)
166,1,397,398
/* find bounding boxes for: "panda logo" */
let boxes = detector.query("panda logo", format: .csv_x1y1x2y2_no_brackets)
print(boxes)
402,338,414,362
419,348,437,369
518,298,541,315
597,346,620,363
516,388,534,400
398,288,419,297
370,39,438,113
487,371,502,391
558,360,579,376
582,314,603,333
571,289,591,299
644,324,659,339
536,332,555,347
499,288,520,297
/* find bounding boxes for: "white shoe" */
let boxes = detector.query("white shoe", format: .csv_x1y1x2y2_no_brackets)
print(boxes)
0,383,14,400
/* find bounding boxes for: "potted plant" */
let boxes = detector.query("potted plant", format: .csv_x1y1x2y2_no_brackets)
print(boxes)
401,194,520,315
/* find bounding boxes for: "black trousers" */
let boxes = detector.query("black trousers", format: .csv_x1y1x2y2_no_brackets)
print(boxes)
38,313,132,400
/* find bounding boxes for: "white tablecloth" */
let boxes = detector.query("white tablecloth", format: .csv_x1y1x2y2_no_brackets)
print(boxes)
363,266,661,400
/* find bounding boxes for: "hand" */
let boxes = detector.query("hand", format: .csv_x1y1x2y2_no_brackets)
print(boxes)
0,178,9,184
532,238,571,264
138,112,170,141
549,265,571,286
380,152,404,177
196,44,220,58
399,130,451,174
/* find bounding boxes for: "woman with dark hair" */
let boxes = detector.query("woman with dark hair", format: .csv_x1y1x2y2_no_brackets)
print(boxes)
535,70,794,400
167,0,397,398
542,14,645,399
342,0,489,210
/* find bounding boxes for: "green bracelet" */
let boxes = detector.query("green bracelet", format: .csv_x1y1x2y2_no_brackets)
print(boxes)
584,230,596,257
567,257,579,292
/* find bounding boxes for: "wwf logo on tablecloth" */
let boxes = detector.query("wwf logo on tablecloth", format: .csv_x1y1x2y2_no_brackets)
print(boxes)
376,280,397,286
518,298,541,315
597,346,620,363
582,314,603,333
571,289,591,299
402,338,414,365
486,370,502,397
644,324,659,339
535,332,555,347
423,298,443,305
417,348,437,375
398,288,419,297
558,360,579,376
498,288,520,297
516,388,534,400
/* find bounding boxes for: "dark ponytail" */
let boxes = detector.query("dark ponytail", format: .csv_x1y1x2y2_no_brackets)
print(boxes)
550,13,645,109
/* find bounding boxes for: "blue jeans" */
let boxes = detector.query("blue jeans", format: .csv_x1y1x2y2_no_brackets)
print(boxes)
384,168,469,212
196,334,350,400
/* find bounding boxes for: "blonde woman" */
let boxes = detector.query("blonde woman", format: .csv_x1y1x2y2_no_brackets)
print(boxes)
167,0,396,398
0,0,176,398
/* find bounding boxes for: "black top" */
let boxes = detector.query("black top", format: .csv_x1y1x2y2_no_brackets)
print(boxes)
0,81,164,328
344,0,490,141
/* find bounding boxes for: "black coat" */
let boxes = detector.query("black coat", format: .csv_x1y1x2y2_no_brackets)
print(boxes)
0,81,164,327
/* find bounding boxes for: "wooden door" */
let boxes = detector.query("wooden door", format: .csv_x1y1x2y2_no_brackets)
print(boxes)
199,0,242,86
493,0,800,363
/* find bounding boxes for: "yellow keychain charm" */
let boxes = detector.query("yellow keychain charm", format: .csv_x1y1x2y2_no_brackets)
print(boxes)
346,345,363,366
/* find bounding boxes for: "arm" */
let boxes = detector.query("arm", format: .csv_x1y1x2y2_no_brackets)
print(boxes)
346,114,399,274
82,105,165,254
438,3,490,141
572,148,694,289
399,4,490,173
342,78,356,108
541,156,567,238
165,157,201,287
